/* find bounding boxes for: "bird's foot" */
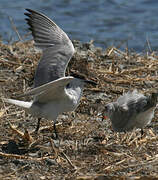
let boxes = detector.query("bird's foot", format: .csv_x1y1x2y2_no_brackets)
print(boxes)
52,122,59,140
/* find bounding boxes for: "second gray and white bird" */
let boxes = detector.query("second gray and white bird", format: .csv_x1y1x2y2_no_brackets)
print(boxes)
103,89,158,133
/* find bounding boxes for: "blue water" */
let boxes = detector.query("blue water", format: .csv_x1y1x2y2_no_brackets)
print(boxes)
1,0,158,52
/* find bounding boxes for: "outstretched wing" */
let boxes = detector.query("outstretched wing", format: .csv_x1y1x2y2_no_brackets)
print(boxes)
16,77,74,103
25,9,75,87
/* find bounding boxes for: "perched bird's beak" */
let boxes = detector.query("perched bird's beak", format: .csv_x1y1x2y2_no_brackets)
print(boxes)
103,115,108,120
97,112,108,121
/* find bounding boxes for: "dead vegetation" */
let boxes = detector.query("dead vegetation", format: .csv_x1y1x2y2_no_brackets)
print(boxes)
1,39,158,179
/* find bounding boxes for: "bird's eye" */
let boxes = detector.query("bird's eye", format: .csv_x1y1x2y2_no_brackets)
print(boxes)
66,83,70,88
104,105,109,112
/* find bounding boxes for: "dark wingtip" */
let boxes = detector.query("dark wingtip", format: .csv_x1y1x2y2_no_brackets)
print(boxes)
25,8,33,13
25,9,42,16
24,9,37,16
24,18,30,22
24,13,31,17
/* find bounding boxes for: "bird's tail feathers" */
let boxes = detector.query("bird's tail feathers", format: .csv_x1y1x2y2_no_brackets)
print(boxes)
3,98,32,109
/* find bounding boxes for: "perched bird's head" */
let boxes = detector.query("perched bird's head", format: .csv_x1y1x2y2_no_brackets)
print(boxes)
103,103,117,120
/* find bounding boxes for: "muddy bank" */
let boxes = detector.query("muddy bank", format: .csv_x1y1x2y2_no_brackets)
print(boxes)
0,40,158,179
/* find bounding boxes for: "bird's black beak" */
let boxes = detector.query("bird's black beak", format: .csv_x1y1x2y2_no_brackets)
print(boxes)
70,70,97,86
84,79,97,86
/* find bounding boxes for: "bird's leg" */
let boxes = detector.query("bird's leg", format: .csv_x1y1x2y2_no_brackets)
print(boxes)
35,118,41,133
141,129,144,136
51,122,58,140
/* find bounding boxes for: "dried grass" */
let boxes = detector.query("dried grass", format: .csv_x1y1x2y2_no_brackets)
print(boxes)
0,39,158,179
